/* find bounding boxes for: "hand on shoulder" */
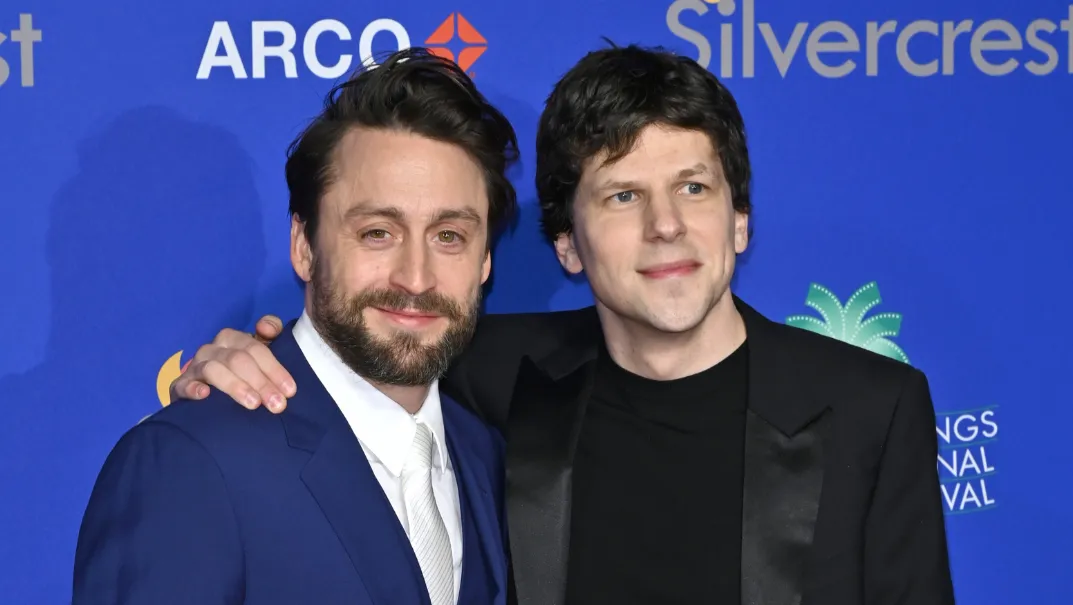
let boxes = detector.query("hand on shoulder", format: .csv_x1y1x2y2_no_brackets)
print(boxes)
169,315,294,413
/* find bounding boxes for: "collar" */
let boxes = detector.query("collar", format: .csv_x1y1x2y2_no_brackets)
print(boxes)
292,310,449,476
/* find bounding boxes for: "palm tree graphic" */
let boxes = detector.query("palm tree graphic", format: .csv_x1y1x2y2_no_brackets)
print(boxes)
785,282,910,364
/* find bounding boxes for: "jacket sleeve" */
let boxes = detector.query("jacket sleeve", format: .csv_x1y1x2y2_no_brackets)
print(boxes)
442,314,532,432
863,369,956,604
73,421,244,604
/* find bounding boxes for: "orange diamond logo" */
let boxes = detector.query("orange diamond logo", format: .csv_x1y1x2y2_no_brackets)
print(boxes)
425,13,487,73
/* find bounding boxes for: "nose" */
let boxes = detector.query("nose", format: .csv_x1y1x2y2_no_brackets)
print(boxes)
643,191,686,243
388,237,436,296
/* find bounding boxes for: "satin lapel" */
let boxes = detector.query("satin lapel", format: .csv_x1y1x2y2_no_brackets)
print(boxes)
271,327,430,605
740,410,828,605
505,356,594,605
736,298,830,605
442,395,505,603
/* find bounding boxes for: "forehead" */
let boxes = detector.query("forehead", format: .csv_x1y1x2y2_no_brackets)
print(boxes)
326,127,489,219
581,125,721,184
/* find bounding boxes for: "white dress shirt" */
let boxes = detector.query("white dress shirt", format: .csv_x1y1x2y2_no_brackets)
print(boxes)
293,311,463,602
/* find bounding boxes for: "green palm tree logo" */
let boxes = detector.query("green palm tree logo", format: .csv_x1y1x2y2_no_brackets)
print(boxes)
785,281,910,364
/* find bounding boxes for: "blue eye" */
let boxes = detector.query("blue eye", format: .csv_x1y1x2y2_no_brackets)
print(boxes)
684,183,704,194
614,191,635,203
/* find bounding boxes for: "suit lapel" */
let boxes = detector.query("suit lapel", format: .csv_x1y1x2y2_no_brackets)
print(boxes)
442,395,506,603
271,327,431,605
737,299,829,605
504,312,600,605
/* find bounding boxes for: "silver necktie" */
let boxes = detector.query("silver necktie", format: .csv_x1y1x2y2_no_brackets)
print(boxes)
401,423,454,605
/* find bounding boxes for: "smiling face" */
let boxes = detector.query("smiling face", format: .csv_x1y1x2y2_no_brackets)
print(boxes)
291,126,491,386
555,124,749,336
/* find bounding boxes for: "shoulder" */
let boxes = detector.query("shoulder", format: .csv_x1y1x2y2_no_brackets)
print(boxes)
468,307,597,359
85,393,283,507
765,319,933,442
440,392,504,455
442,307,599,427
132,390,285,456
773,319,919,390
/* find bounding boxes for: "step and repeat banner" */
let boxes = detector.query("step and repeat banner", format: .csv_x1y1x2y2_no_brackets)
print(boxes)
1,0,1070,602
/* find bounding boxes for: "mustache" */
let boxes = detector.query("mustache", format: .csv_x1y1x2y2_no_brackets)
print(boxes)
350,288,466,321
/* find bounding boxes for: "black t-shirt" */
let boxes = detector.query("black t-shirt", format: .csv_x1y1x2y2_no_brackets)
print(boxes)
564,340,749,604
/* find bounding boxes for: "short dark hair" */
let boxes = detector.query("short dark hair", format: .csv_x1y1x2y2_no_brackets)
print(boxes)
535,44,751,243
286,48,519,248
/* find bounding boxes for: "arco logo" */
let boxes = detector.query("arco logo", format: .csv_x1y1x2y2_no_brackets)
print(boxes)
196,13,490,80
785,281,910,364
425,13,487,73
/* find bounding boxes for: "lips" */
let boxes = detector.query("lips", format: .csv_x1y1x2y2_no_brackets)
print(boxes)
375,307,441,320
371,307,445,329
638,260,701,278
378,307,437,316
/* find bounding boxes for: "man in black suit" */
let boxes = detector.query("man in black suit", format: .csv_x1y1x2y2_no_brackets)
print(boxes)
170,45,955,605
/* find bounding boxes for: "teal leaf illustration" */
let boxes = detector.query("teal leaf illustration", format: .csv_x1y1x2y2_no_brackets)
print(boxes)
785,314,832,337
843,281,882,342
861,338,911,364
785,281,910,364
804,283,846,338
854,313,902,346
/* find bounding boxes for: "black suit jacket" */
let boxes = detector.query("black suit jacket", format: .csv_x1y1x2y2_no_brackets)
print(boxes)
441,296,955,605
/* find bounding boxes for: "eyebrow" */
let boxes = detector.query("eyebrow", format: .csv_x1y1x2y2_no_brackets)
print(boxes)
432,207,483,225
344,205,403,221
343,204,483,226
675,163,712,180
594,163,714,192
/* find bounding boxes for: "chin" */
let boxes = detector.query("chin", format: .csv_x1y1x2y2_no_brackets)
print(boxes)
389,323,446,339
643,313,708,334
629,301,711,334
364,321,434,343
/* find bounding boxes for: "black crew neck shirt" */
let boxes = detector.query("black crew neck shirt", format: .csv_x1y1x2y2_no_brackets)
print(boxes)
564,340,749,604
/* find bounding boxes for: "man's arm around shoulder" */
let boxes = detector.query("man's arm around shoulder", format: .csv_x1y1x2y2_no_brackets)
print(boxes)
73,419,244,604
442,313,541,429
863,368,956,604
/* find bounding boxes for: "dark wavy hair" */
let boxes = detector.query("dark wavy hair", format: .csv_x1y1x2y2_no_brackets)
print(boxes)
286,47,519,248
535,43,751,243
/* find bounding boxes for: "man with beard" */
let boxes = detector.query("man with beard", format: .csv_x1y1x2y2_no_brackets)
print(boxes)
169,45,953,605
72,49,517,605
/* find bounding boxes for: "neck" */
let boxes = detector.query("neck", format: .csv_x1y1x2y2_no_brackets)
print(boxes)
597,292,746,381
369,381,431,415
301,299,434,415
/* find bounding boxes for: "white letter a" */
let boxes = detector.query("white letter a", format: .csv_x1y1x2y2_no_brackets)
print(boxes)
197,22,248,79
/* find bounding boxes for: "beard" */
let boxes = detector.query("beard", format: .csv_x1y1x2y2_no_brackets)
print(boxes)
308,258,481,387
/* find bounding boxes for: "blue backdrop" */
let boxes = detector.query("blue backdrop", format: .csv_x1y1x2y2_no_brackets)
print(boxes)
2,0,1071,602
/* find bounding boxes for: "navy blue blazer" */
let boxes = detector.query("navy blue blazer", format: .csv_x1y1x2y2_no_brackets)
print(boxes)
73,326,508,605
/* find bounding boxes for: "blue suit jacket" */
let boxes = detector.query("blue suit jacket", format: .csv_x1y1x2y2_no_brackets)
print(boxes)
73,326,508,605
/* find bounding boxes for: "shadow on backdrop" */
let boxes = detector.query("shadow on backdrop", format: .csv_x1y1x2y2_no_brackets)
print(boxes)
0,106,266,602
479,92,592,314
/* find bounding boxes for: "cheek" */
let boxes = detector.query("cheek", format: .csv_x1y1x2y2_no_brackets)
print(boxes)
432,250,484,289
576,217,634,270
332,249,386,292
687,206,735,252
